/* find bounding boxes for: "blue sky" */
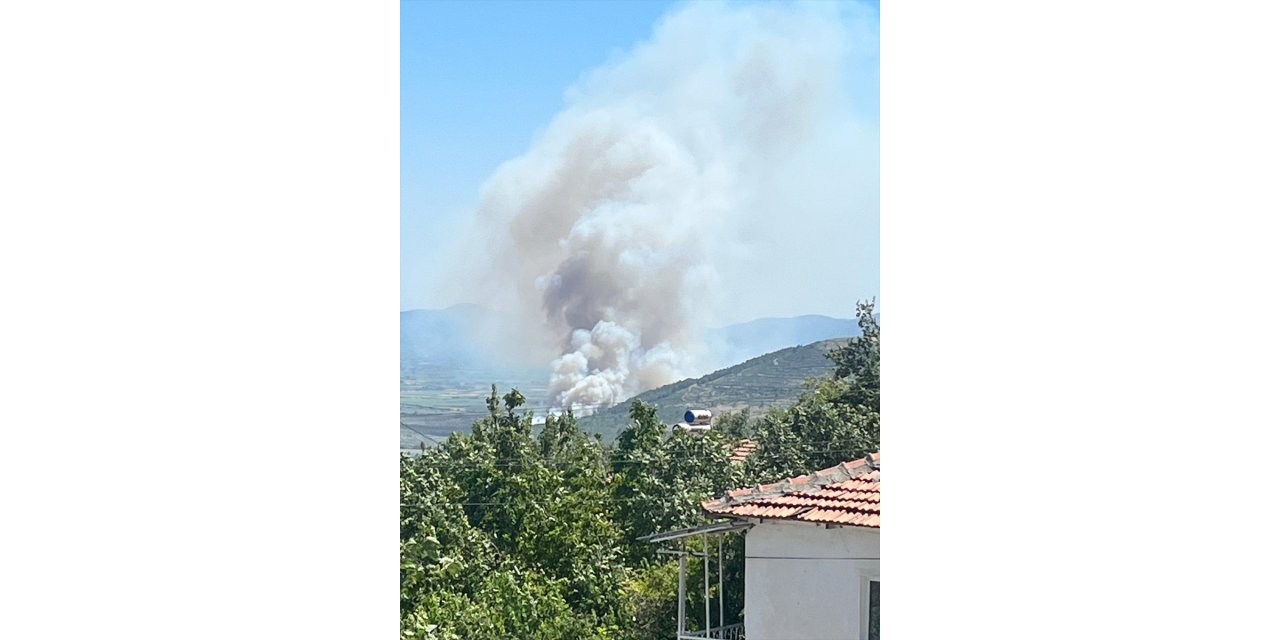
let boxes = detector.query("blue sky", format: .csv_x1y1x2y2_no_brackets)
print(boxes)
402,1,678,310
401,1,879,318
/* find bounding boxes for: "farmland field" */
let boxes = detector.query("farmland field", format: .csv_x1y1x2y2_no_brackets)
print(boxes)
400,374,548,451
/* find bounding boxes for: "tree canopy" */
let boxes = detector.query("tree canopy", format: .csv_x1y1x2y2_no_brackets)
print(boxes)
400,302,880,639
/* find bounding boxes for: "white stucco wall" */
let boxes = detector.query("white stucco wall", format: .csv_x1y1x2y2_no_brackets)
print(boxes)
744,521,880,640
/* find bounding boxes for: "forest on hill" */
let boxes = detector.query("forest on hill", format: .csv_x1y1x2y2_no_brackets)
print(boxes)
576,337,848,441
400,302,880,640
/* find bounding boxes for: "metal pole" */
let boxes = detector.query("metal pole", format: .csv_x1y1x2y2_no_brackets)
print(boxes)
718,533,724,629
703,533,710,636
678,541,686,638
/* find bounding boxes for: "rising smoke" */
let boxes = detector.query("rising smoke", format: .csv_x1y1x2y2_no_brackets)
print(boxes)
444,2,877,412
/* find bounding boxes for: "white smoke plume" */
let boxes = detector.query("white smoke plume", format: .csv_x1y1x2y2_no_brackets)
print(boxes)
442,2,878,411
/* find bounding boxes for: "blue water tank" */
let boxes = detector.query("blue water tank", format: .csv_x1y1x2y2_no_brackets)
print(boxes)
684,409,712,425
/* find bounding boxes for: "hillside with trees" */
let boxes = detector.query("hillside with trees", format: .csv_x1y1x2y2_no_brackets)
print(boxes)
400,302,880,640
576,337,848,441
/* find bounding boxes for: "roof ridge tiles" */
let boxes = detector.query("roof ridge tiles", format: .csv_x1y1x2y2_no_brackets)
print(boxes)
702,452,881,529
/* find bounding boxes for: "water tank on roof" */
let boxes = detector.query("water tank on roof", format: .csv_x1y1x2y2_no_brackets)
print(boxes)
673,422,711,437
684,409,712,426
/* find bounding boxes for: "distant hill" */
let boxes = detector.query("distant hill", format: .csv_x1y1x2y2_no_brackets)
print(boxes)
402,305,859,381
401,305,546,384
702,315,861,369
401,304,490,372
577,337,849,441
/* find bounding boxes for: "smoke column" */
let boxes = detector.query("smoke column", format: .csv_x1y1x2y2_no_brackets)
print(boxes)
445,2,877,411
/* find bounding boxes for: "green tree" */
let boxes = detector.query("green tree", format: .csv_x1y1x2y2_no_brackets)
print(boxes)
714,408,752,439
747,300,880,479
405,388,629,636
610,400,672,563
828,299,880,410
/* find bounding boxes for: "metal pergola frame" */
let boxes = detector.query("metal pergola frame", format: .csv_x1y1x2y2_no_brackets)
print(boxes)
639,520,752,639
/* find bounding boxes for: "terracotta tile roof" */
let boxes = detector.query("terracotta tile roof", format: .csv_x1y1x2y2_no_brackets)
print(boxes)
702,453,880,529
728,438,758,464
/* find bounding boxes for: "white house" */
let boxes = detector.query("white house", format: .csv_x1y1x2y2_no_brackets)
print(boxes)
703,454,880,640
644,454,880,640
